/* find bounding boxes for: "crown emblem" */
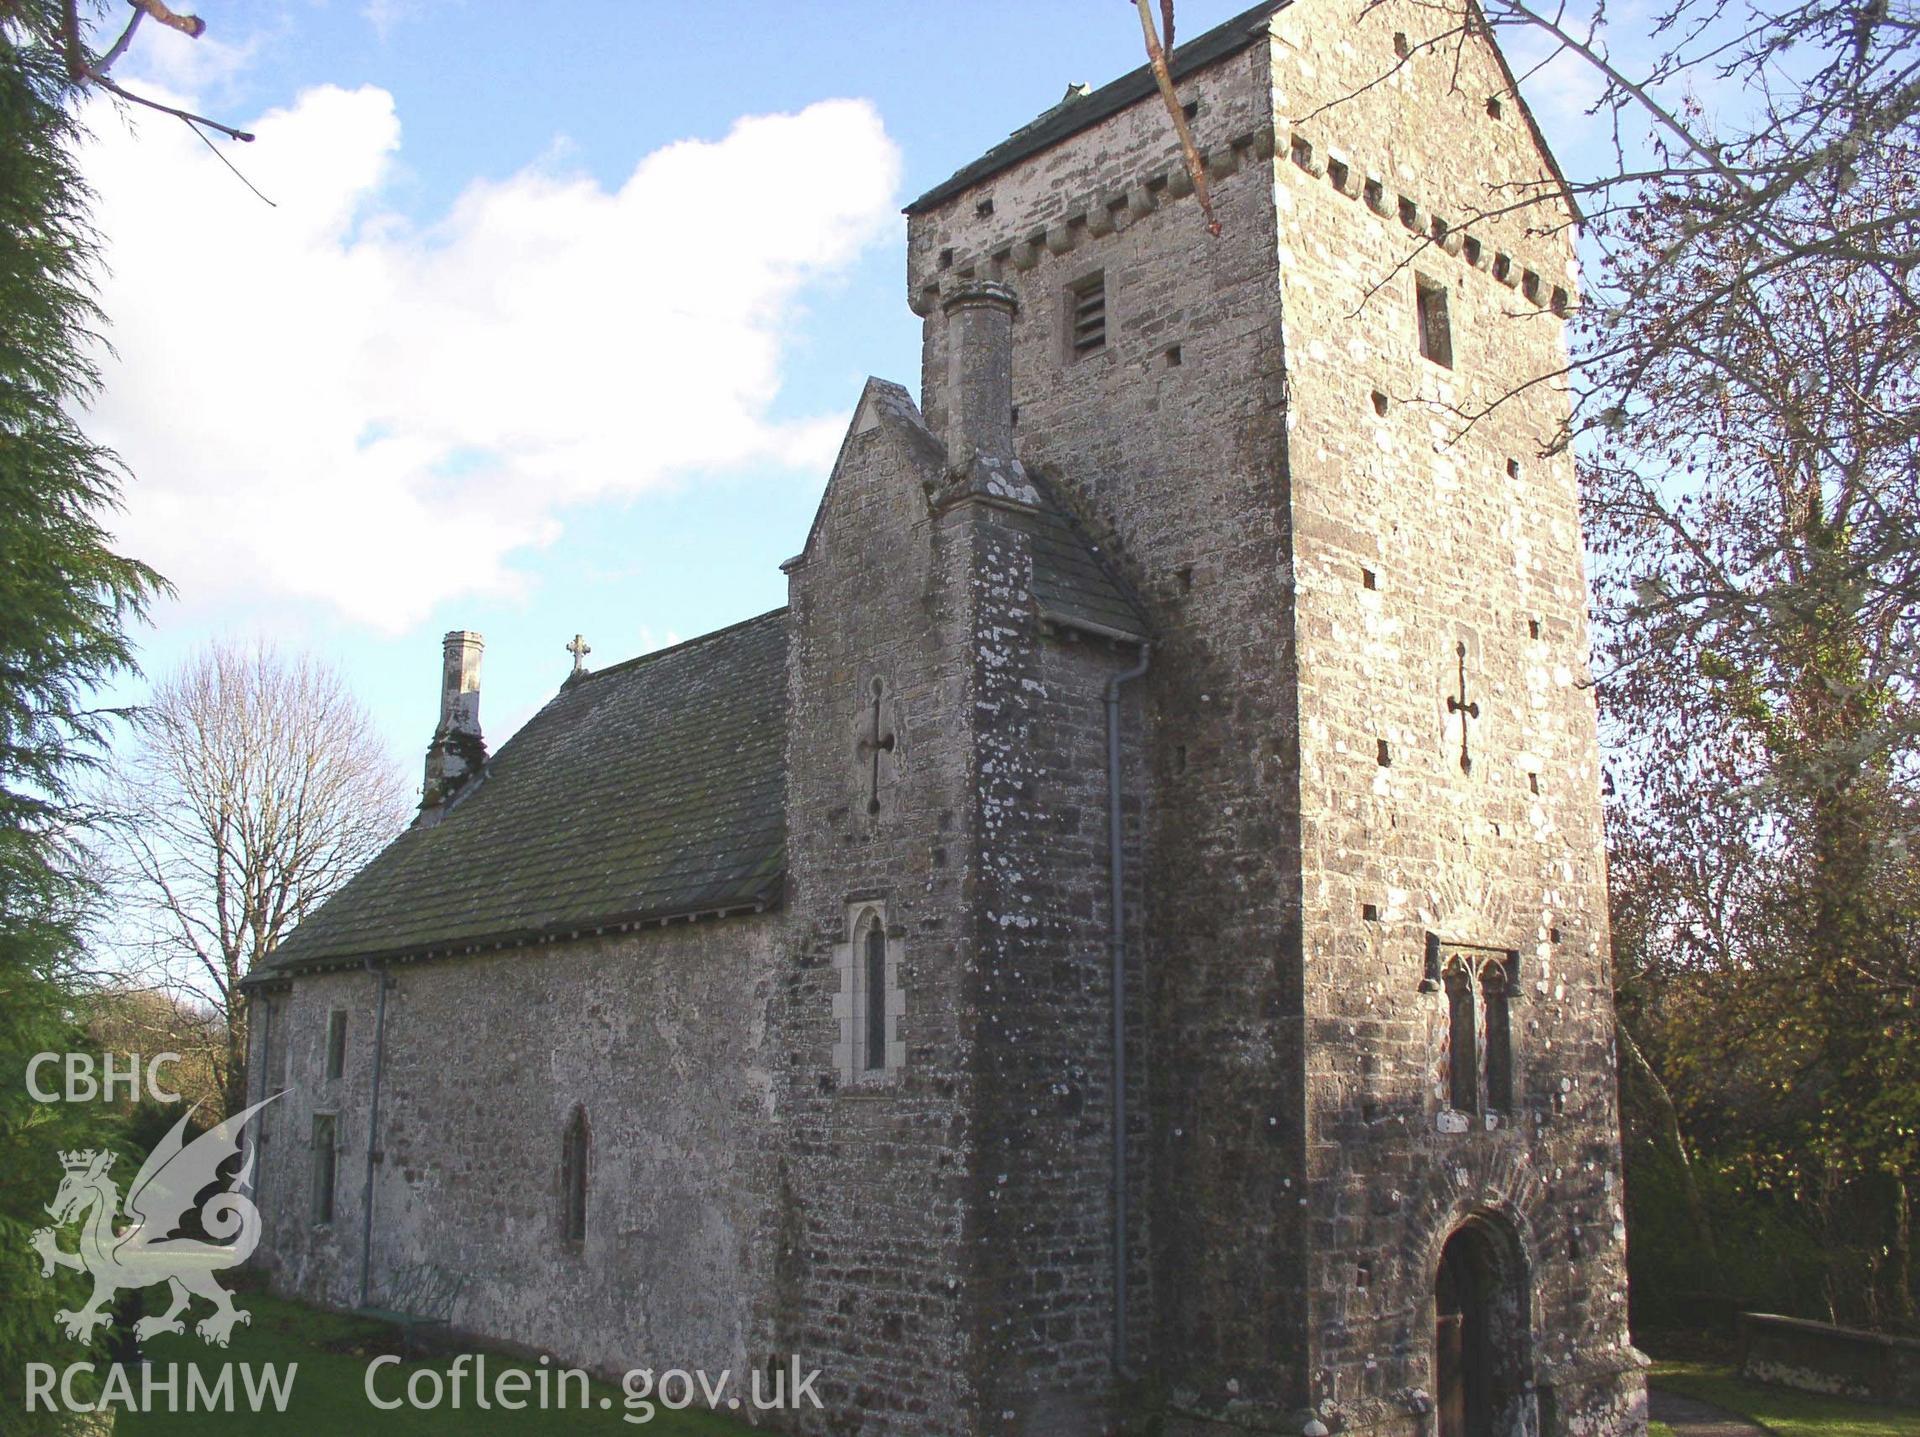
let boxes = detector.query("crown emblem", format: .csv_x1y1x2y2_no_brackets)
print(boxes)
58,1149,109,1173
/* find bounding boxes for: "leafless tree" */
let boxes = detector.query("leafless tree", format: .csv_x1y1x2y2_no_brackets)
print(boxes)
1253,0,1920,418
95,642,410,1112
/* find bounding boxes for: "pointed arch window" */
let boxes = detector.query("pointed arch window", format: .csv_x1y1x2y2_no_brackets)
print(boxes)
561,1106,589,1243
863,918,887,1072
835,902,904,1084
1429,937,1518,1120
1445,964,1478,1113
1482,963,1513,1113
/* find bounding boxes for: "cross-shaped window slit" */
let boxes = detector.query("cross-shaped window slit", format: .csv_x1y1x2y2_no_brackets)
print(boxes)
1446,641,1480,773
859,679,896,815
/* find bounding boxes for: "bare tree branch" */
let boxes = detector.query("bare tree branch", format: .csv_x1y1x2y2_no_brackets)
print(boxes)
92,642,410,1112
1135,0,1221,236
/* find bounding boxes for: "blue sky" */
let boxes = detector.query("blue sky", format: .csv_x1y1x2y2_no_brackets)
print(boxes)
77,0,1611,774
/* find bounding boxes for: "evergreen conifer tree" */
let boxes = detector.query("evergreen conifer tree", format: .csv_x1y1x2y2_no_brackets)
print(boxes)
1,5,165,1423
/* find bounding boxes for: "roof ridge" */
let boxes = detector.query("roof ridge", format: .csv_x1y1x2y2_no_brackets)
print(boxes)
254,605,791,974
906,0,1289,214
577,606,789,685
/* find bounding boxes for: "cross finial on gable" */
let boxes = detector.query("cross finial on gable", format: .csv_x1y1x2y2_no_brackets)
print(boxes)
566,634,591,677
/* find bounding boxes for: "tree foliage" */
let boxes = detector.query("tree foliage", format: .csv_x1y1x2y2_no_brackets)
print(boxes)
1592,140,1919,1330
80,984,228,1113
0,1,164,1424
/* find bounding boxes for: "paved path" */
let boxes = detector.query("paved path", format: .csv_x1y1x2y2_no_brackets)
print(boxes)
1649,1386,1770,1436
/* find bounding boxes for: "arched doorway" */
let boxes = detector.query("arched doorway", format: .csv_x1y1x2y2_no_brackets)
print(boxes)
1434,1219,1533,1437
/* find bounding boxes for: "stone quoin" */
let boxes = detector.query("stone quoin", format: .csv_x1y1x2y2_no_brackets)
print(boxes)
241,3,1646,1433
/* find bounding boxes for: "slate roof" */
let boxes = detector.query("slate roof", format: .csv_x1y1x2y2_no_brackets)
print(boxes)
906,0,1291,215
1022,474,1149,642
255,610,789,975
906,0,1579,225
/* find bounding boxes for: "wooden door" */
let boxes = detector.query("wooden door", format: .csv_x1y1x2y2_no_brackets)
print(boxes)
1435,1307,1466,1437
1438,1231,1500,1437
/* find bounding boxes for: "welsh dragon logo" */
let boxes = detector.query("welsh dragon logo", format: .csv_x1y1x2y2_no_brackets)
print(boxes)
30,1096,278,1347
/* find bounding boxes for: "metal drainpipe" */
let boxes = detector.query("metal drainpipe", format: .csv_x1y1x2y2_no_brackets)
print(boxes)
357,959,393,1309
1106,642,1150,1378
255,997,272,1203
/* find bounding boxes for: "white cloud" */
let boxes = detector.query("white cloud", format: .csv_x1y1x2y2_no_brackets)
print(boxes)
112,14,265,100
78,86,900,630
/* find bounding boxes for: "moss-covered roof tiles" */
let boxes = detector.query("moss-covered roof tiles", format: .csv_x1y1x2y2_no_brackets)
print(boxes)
258,609,789,974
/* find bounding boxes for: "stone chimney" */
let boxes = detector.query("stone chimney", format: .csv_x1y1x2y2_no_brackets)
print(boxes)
419,630,487,822
940,281,1038,505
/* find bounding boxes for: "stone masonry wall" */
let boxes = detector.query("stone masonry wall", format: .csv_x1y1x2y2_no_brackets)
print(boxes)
245,9,1648,1434
1266,0,1642,1432
773,392,983,1434
248,918,778,1380
909,36,1312,1416
964,505,1149,1436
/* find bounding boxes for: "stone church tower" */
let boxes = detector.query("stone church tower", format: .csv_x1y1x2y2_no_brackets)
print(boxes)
243,3,1646,1434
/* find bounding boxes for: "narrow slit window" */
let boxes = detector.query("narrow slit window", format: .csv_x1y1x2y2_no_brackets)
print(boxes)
325,1010,347,1082
1416,276,1453,368
863,919,887,1072
311,1114,337,1224
838,903,906,1085
561,1106,589,1242
1067,272,1106,358
1445,963,1477,1113
1483,963,1513,1112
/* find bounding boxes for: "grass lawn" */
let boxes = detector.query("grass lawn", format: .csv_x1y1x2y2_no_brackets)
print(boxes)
118,1294,754,1435
1650,1360,1919,1437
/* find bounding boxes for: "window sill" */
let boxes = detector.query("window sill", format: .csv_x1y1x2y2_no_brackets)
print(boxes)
1436,1107,1513,1133
836,1080,901,1099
